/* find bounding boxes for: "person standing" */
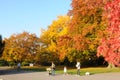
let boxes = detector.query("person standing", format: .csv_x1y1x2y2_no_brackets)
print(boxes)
64,66,67,75
17,62,21,71
51,62,55,75
76,61,80,75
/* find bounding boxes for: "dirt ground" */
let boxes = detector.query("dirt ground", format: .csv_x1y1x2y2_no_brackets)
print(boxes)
0,70,120,80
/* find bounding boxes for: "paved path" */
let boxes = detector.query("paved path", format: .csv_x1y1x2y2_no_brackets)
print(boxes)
0,71,120,80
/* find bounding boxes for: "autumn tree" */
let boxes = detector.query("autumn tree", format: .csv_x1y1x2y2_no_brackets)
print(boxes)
40,15,70,63
2,32,40,64
97,0,120,67
58,0,108,64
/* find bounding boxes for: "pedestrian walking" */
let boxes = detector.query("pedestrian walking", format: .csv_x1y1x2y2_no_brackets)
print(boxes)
76,61,80,75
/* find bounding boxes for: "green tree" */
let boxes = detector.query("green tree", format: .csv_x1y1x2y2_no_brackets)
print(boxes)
0,35,5,57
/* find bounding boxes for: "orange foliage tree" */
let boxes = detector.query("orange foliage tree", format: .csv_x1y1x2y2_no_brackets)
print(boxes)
57,0,108,62
2,32,40,63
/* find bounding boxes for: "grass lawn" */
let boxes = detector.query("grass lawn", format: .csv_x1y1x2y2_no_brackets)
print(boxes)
21,66,120,76
56,67,120,75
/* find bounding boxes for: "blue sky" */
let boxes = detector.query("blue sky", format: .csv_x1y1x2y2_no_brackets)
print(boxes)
0,0,71,39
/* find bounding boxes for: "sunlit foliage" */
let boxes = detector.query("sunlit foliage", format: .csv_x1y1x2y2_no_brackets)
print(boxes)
2,32,40,63
40,15,70,62
97,0,120,67
57,0,107,62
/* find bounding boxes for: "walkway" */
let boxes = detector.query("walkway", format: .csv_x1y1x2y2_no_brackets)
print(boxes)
0,71,120,80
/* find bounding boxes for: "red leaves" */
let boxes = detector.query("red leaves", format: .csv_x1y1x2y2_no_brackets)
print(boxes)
97,0,120,66
106,0,120,33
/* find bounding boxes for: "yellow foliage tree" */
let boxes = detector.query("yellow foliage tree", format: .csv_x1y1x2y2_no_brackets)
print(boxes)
2,32,40,63
40,15,70,62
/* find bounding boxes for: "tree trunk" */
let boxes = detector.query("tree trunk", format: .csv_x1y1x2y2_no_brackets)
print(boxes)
107,63,116,68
